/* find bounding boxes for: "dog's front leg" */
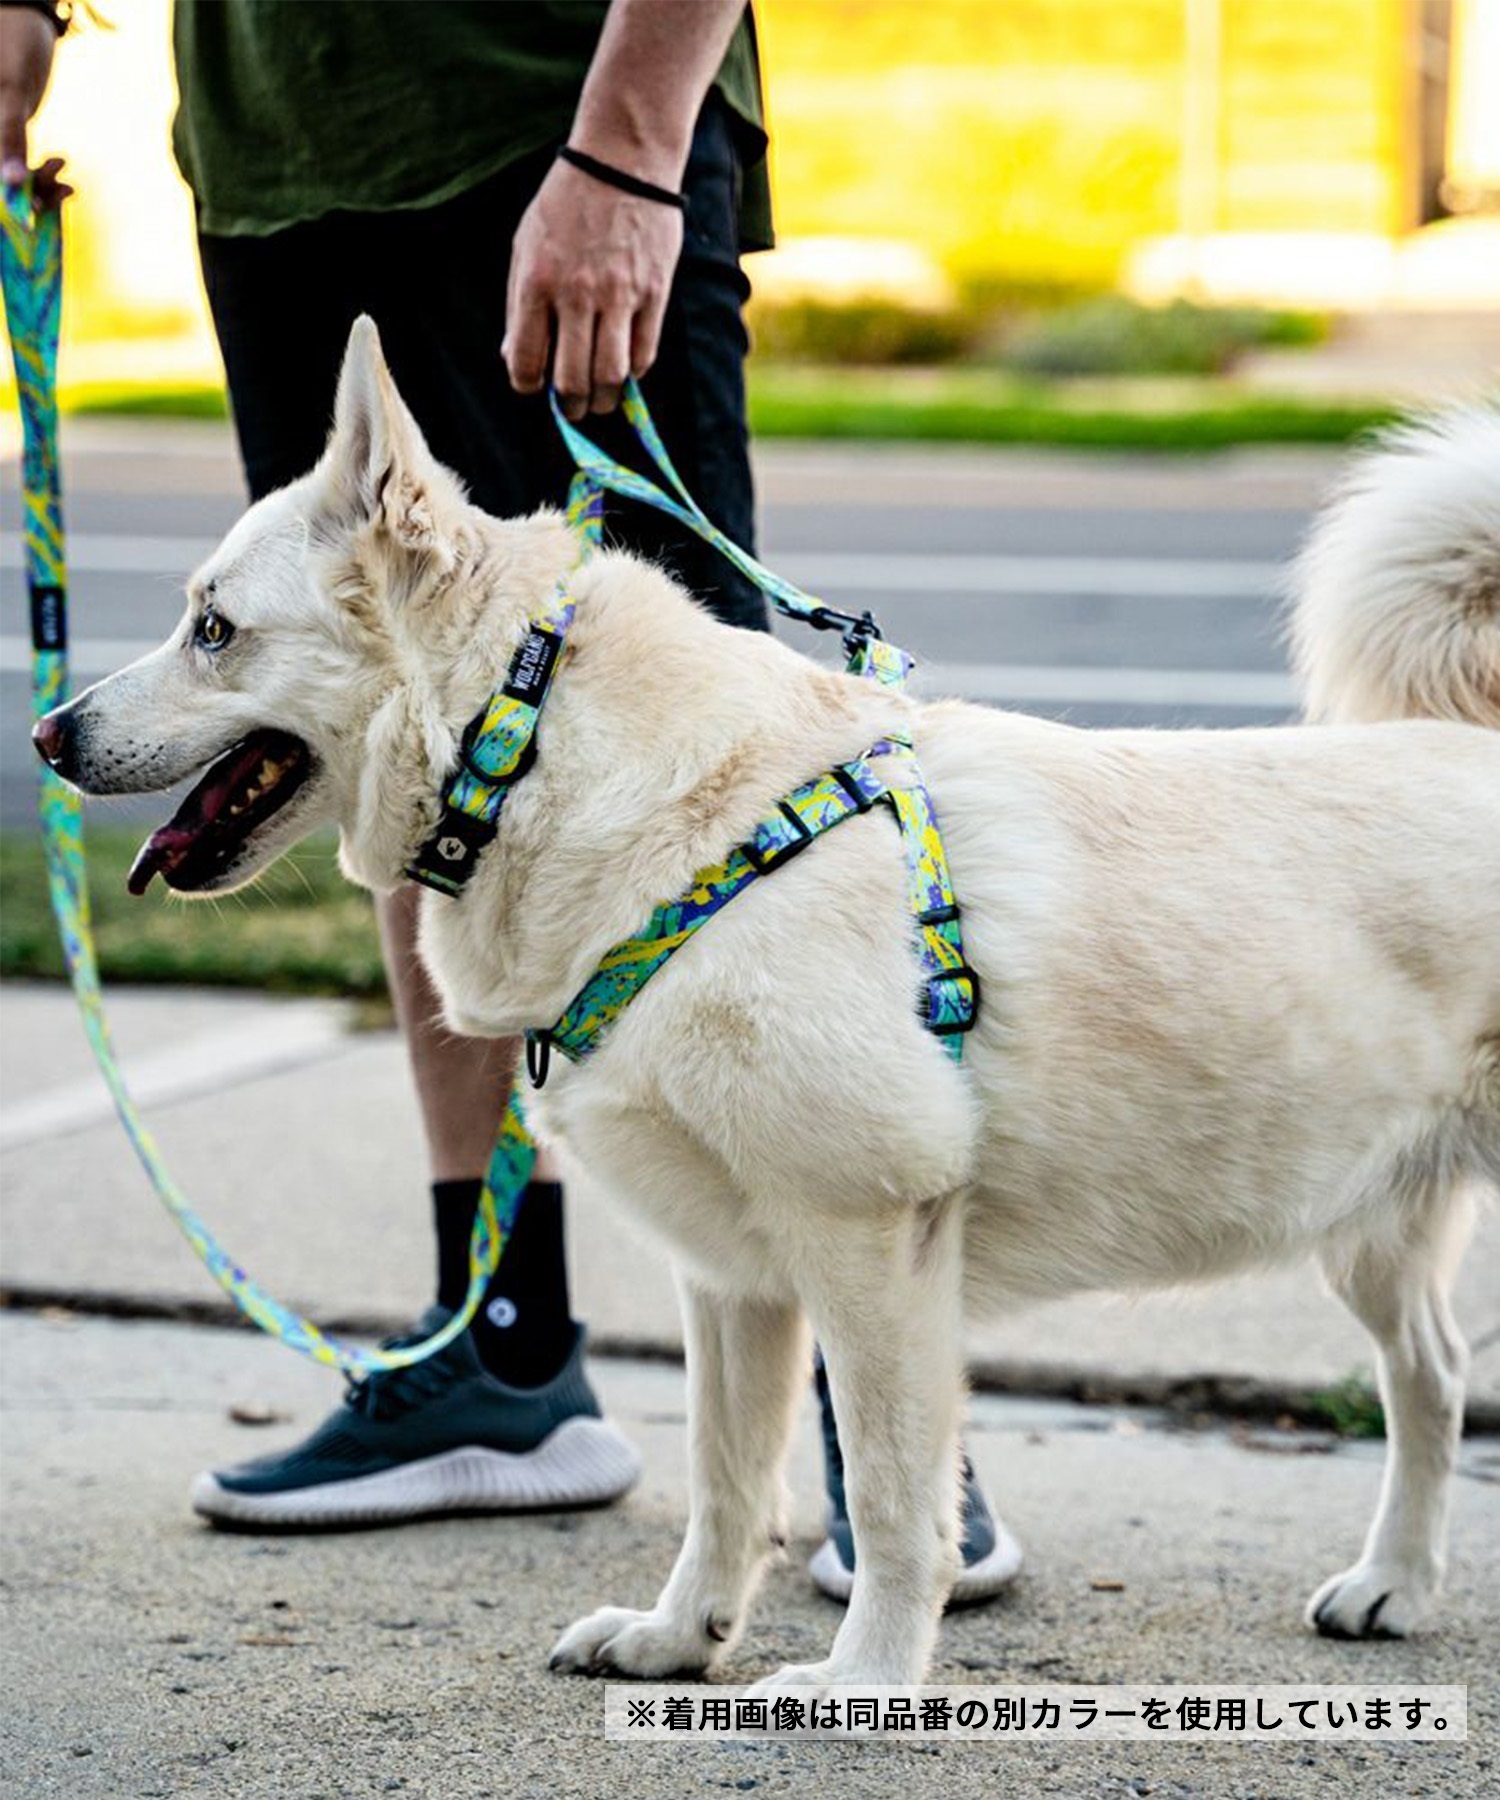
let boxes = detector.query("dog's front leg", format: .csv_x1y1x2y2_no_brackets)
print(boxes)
550,1283,808,1678
757,1196,968,1691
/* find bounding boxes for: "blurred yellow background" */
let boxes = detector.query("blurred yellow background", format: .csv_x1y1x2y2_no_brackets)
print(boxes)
13,0,1500,382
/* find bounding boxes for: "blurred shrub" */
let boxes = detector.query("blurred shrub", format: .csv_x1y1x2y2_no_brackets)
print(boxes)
1002,296,1327,377
747,297,977,365
747,290,1327,372
1308,1373,1385,1439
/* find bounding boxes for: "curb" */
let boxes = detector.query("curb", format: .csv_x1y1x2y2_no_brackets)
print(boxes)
6,1281,1498,1436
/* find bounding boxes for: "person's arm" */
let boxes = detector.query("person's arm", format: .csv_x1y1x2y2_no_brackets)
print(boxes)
0,0,71,203
503,0,748,419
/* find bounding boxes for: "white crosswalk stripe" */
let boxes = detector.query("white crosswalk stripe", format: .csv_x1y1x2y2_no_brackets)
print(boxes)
4,533,1283,599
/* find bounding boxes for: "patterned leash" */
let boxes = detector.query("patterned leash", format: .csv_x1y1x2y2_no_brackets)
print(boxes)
2,186,514,1374
3,184,961,1377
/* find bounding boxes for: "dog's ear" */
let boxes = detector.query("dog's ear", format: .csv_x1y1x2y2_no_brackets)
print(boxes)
318,316,456,564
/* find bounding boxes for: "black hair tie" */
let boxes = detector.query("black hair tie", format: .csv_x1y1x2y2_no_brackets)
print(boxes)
556,145,687,213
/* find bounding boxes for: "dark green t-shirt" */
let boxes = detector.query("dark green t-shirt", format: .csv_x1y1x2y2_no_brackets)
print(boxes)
172,1,772,247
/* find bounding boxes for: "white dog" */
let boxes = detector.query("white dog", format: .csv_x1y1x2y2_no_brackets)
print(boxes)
35,321,1499,1689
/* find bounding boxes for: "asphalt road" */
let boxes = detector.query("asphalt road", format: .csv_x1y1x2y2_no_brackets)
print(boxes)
1,420,1334,830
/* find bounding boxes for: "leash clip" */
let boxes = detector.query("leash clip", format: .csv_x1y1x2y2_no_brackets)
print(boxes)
805,603,882,648
840,610,883,661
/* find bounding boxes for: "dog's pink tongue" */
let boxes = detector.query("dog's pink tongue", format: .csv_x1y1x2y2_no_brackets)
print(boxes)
125,738,252,895
127,827,194,896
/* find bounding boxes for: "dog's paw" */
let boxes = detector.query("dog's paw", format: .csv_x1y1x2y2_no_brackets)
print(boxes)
746,1659,838,1697
1307,1560,1438,1639
548,1605,720,1679
747,1655,914,1698
744,1657,926,1735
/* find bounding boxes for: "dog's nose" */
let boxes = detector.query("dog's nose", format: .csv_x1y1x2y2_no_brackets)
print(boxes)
32,711,74,780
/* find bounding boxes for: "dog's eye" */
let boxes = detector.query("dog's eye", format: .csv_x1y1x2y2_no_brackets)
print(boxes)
195,609,234,652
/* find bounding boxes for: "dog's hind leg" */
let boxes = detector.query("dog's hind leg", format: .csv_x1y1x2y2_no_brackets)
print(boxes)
1307,1184,1475,1639
755,1193,969,1690
550,1282,808,1678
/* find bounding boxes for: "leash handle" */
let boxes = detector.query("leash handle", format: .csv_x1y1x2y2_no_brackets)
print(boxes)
1,185,67,690
4,185,528,1376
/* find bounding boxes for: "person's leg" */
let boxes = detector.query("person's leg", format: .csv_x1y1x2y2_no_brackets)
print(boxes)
377,886,572,1388
198,189,582,1388
340,109,770,1389
377,886,514,1185
188,195,638,1527
191,101,772,1526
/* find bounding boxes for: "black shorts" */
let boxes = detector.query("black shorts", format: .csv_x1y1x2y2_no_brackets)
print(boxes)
197,96,767,633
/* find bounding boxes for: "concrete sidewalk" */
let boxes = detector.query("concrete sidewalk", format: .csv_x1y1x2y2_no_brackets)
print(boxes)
4,986,1499,1799
3,1311,1496,1799
2,979,1497,1422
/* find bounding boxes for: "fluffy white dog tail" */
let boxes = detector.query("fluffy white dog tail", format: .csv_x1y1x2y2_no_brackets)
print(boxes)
1290,405,1500,729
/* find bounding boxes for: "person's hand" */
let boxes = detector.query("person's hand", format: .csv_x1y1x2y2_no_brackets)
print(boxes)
503,156,683,420
0,7,70,205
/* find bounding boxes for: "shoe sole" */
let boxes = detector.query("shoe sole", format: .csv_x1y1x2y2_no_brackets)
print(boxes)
191,1416,641,1528
808,1529,1024,1606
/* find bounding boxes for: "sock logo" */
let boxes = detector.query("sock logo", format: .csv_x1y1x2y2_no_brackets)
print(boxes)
485,1296,519,1330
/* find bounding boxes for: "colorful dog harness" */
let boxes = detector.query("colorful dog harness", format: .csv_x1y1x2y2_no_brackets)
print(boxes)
527,739,977,1084
4,183,974,1375
419,388,979,1090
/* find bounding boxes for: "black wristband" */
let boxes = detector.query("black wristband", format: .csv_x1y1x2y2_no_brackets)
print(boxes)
1,0,68,34
556,145,686,213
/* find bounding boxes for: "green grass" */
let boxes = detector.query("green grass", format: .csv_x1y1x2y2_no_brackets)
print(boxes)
24,364,1399,451
747,366,1398,450
0,827,387,996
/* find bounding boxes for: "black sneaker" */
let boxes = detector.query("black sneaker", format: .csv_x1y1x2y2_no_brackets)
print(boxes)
808,1355,1022,1604
191,1308,639,1529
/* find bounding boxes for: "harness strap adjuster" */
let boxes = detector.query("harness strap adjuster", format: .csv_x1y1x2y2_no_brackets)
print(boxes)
920,965,981,1037
741,801,814,874
831,762,881,813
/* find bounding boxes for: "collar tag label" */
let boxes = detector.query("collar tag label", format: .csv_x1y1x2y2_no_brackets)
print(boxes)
505,627,561,705
29,582,66,652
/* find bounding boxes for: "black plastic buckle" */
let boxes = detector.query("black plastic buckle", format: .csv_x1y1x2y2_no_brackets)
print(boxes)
526,1029,552,1090
742,801,813,874
405,808,498,894
806,603,882,650
921,965,982,1036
